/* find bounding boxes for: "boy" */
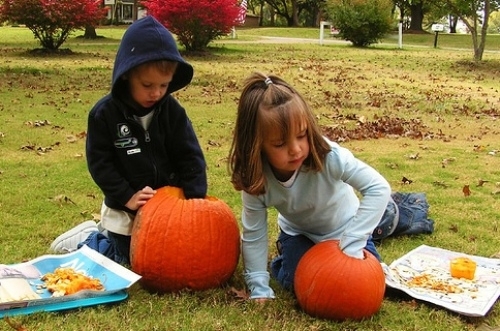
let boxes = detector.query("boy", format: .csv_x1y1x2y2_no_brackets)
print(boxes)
50,16,207,264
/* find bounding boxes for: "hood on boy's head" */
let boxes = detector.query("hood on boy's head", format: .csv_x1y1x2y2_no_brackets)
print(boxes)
111,15,193,95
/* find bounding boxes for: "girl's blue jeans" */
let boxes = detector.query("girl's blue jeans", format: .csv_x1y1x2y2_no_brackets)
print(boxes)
270,231,380,292
270,192,434,293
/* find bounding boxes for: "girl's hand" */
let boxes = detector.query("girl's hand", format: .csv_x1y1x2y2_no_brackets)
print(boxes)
125,186,156,210
253,298,270,304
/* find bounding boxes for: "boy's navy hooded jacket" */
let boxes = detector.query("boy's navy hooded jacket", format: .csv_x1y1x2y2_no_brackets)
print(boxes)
86,16,207,213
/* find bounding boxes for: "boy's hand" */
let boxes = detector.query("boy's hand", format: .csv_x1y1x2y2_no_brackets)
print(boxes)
125,186,156,210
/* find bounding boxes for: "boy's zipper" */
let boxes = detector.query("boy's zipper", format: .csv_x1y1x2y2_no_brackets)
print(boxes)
127,110,158,184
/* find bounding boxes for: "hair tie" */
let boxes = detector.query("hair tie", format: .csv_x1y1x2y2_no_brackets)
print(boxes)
264,77,273,86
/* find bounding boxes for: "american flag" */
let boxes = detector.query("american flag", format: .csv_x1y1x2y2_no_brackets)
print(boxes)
237,0,247,25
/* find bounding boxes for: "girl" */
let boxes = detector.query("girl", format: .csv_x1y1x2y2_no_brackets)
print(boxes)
228,72,393,301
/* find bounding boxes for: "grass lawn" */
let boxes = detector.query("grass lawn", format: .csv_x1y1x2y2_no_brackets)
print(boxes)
0,25,499,330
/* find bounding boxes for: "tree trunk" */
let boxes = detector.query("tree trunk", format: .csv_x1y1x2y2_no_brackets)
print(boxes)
291,0,299,27
259,3,264,26
445,0,489,61
474,0,490,61
408,3,424,32
83,26,98,39
448,15,458,34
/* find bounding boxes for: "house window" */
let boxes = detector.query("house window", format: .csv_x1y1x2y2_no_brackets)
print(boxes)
123,4,133,22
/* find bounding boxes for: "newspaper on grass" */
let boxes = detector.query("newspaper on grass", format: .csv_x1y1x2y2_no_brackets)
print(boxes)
0,245,141,311
383,245,500,317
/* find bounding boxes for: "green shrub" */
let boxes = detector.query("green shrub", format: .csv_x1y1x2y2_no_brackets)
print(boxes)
327,0,394,47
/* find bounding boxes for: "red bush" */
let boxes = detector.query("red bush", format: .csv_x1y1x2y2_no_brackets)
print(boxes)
142,0,241,51
0,0,106,50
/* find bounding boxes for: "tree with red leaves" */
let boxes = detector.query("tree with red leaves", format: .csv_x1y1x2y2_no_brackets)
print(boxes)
0,0,106,51
142,0,241,52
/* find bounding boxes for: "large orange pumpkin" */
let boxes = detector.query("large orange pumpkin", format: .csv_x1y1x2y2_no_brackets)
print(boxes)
294,240,385,320
130,186,240,292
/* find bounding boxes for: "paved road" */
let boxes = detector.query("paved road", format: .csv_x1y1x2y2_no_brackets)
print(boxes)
215,35,351,45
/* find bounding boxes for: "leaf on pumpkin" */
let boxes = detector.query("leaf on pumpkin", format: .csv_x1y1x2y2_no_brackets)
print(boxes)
462,185,471,197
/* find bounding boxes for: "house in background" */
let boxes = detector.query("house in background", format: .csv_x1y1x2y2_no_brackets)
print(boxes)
103,0,146,24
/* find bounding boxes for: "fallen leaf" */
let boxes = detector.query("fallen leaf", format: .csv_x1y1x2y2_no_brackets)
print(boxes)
51,195,77,206
401,176,413,184
66,135,78,143
473,145,485,152
441,157,456,168
4,317,28,331
477,179,489,187
476,322,500,331
386,163,398,169
76,131,87,139
228,287,249,301
432,181,448,188
462,185,471,197
207,140,221,147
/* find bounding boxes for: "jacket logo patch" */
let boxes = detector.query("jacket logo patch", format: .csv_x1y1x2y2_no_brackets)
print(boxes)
114,137,138,148
117,124,131,138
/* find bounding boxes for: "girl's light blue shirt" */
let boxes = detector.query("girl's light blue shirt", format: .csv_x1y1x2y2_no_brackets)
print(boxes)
241,138,391,299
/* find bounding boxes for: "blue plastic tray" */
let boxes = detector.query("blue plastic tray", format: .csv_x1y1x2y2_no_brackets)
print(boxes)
0,290,128,318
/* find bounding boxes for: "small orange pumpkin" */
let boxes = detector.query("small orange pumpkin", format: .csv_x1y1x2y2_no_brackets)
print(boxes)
130,186,240,292
294,240,385,320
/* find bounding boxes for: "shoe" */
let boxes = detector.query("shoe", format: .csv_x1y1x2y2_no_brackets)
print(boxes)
50,220,99,254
